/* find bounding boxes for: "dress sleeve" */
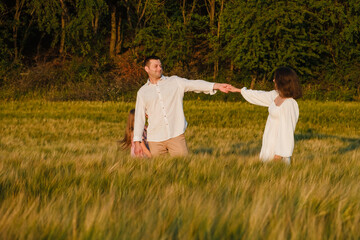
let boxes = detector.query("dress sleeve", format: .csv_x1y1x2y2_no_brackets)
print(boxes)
240,87,278,107
176,76,216,95
275,99,299,157
133,91,146,142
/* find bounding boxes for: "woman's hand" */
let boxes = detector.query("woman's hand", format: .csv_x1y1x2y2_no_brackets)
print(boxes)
227,85,242,93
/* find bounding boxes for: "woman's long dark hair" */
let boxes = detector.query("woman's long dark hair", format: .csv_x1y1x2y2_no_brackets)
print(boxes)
274,67,302,99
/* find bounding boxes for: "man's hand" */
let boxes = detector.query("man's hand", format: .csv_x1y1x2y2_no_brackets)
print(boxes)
213,83,233,93
134,141,144,157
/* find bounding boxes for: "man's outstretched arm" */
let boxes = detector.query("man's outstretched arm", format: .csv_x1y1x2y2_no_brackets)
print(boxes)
178,77,232,95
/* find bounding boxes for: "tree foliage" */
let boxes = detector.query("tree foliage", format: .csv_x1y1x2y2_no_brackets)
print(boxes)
0,0,359,100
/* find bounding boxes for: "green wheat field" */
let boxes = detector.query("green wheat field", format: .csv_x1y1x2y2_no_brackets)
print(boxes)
0,100,359,239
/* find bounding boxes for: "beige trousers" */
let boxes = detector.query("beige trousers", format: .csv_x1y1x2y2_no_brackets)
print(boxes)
148,134,188,157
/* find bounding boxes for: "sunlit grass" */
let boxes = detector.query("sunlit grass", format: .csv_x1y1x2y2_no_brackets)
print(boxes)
0,100,359,239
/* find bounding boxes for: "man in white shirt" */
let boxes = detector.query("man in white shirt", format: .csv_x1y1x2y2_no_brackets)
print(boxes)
133,56,232,157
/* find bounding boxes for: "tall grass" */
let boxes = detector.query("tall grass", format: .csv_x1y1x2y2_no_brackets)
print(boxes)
0,100,359,239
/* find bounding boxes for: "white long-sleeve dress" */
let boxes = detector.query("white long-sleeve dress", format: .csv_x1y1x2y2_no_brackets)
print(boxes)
240,87,299,161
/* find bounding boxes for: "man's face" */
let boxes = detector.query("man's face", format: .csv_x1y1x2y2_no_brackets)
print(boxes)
145,59,163,79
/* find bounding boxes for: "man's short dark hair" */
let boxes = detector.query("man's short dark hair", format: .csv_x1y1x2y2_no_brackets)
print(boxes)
144,56,160,67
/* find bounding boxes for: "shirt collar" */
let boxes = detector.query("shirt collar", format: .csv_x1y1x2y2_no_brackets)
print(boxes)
147,75,165,85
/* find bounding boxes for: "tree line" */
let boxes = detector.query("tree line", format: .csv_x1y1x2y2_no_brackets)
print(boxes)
0,0,359,100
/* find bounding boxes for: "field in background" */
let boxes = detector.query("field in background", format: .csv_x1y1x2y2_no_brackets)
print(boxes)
0,100,359,239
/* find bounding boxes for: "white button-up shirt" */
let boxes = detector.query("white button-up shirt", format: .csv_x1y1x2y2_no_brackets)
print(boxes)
133,75,216,142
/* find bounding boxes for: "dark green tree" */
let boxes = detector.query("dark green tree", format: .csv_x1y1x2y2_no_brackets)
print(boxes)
222,0,324,87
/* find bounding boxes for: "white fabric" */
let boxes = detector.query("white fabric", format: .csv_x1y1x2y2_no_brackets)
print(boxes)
241,87,299,161
134,75,216,142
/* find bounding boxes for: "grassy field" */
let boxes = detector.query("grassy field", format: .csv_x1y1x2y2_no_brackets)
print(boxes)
0,100,359,239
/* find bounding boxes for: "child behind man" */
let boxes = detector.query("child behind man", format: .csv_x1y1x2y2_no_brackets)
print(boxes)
119,109,151,158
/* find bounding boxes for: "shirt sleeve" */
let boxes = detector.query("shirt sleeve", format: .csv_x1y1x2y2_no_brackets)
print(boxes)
133,91,146,142
176,76,216,95
241,87,277,107
275,99,299,157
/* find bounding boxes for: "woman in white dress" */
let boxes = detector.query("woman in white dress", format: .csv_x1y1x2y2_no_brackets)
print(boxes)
229,67,302,164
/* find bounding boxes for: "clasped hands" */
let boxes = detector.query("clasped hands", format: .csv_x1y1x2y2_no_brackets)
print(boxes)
213,83,241,93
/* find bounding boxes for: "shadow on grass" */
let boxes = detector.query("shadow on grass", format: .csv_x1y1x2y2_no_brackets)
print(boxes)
295,129,360,154
192,141,262,157
192,147,214,155
229,142,262,156
192,129,359,157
